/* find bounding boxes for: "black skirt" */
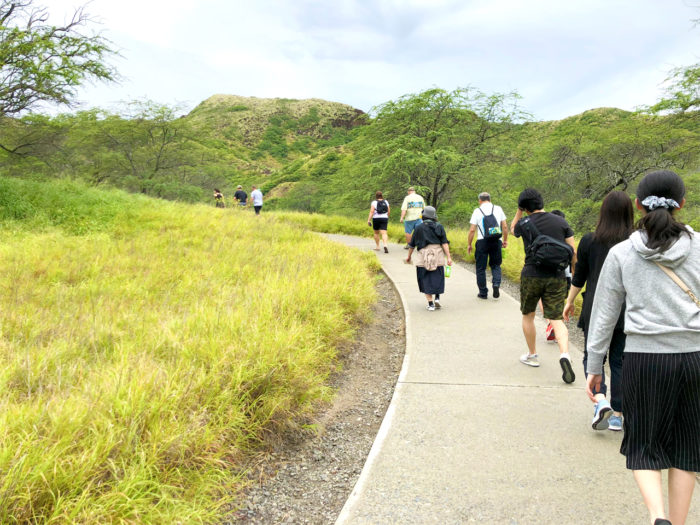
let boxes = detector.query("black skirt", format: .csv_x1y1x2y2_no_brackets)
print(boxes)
416,266,445,295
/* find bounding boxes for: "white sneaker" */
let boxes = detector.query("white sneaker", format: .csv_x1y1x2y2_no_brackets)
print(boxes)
520,353,540,367
434,299,441,309
426,304,435,311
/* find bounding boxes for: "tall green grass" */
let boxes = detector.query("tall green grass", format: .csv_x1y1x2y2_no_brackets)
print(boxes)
0,178,378,523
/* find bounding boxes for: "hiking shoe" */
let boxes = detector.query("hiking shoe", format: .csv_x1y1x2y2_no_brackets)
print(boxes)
492,286,500,299
384,246,389,253
653,519,672,525
592,399,612,430
426,304,435,311
608,414,623,432
519,353,540,367
434,299,441,309
545,323,556,341
477,294,488,300
403,244,410,250
559,353,575,383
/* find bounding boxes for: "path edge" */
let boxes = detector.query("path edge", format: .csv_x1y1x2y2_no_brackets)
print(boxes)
334,266,412,524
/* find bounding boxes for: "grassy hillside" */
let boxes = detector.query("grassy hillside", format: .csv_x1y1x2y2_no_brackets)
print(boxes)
1,94,698,234
0,178,379,523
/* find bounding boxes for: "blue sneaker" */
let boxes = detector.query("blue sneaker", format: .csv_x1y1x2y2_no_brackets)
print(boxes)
608,414,622,432
592,399,612,430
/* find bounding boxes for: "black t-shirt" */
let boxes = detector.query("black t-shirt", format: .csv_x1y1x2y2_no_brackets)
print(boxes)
572,232,625,333
234,190,247,203
408,220,449,251
514,211,574,278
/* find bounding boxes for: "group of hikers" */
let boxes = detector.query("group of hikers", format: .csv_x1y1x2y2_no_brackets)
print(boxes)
213,185,264,215
370,170,699,525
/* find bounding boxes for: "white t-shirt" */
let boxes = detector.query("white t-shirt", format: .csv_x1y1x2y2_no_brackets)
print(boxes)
251,189,263,206
371,200,389,219
470,202,507,240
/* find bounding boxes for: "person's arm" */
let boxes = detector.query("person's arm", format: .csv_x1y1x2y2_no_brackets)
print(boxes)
585,251,626,401
562,285,583,322
400,210,406,222
500,220,508,247
510,208,524,235
467,225,476,254
442,243,452,266
367,205,375,225
406,245,414,263
400,197,407,222
565,236,577,276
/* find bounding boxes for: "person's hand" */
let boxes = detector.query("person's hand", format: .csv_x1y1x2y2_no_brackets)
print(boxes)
502,240,508,248
467,245,473,255
405,257,411,264
562,301,574,322
586,374,603,403
400,217,404,223
447,257,453,266
368,221,372,227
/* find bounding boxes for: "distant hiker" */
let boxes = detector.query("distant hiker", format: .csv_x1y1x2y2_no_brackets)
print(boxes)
234,185,247,206
585,170,700,525
250,185,263,215
467,192,508,299
367,191,390,253
510,188,577,383
213,188,225,208
400,186,425,249
543,209,571,339
405,206,453,311
562,192,633,431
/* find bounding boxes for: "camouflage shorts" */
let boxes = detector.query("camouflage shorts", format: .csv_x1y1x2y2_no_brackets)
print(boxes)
520,276,568,319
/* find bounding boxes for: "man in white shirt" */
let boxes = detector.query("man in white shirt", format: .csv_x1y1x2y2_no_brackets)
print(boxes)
250,185,263,215
467,192,508,299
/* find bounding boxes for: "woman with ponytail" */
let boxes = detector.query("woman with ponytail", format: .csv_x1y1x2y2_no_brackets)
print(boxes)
586,170,700,525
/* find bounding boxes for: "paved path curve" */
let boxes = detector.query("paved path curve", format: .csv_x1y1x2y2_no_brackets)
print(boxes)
326,235,700,525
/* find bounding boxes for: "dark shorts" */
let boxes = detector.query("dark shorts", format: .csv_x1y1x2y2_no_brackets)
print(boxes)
621,352,700,471
520,276,567,319
372,218,388,231
254,205,262,215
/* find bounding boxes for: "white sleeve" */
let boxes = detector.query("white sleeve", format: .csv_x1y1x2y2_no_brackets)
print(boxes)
469,209,480,225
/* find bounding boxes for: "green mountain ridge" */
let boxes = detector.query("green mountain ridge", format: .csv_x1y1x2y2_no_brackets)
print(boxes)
0,93,698,230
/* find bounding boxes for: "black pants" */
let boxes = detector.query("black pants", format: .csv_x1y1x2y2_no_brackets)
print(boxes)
474,239,502,297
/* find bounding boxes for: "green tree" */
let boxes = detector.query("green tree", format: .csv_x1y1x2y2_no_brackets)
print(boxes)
648,63,700,115
357,87,529,207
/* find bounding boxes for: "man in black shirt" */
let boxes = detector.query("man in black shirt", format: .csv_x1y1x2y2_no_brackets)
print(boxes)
511,188,577,384
234,185,247,206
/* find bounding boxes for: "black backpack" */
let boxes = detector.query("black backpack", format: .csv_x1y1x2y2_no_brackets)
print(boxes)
478,205,502,240
520,216,573,272
375,199,388,214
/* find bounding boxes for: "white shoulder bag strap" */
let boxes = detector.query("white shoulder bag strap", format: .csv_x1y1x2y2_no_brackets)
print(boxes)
655,262,700,309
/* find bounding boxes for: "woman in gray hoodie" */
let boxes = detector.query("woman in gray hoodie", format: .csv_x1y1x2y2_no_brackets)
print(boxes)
586,170,700,525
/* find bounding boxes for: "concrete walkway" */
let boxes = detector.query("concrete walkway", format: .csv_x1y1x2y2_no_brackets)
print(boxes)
326,235,700,525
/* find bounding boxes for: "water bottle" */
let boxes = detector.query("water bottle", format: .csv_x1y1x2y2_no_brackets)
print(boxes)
445,265,452,278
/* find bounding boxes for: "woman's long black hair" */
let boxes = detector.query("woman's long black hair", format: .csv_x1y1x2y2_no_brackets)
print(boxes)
635,170,688,252
593,190,634,247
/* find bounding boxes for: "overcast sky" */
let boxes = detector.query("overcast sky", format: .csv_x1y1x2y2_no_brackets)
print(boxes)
48,0,700,121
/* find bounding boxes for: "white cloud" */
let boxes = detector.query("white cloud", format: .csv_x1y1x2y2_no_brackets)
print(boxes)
40,0,700,120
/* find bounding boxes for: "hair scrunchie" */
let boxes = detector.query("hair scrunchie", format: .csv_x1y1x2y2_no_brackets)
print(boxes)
641,195,680,210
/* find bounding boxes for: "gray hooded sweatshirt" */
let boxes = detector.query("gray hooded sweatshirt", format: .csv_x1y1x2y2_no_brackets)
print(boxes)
586,227,700,375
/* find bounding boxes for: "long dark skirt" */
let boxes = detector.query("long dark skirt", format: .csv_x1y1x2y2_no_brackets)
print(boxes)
416,266,445,295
